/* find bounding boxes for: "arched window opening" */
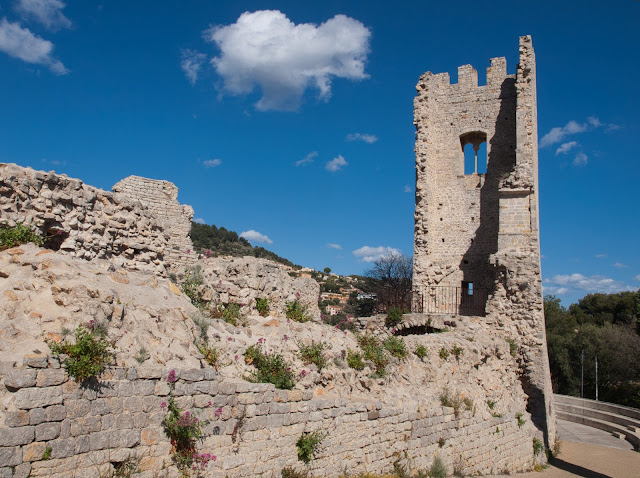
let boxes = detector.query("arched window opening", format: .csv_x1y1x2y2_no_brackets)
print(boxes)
464,143,476,175
476,142,487,174
460,131,487,175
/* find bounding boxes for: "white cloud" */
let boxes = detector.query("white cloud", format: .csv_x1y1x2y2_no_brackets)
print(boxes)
353,246,401,263
346,133,377,144
204,10,371,111
194,217,206,224
555,141,577,155
635,275,640,282
16,0,71,31
0,17,67,74
325,154,347,172
595,254,607,259
181,49,206,84
240,230,273,244
613,262,628,269
327,243,342,250
403,185,411,193
203,159,222,168
587,116,602,128
296,151,317,167
544,273,635,295
573,152,588,166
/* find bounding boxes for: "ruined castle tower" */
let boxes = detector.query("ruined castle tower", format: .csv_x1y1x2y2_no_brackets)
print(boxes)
412,36,556,446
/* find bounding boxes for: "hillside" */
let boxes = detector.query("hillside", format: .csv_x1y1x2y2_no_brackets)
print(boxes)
190,221,296,267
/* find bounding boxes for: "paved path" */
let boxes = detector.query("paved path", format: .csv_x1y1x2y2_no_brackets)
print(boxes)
497,420,640,478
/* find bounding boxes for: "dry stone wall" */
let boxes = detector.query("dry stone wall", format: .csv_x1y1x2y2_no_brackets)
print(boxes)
0,163,170,274
0,366,537,478
0,163,197,275
199,256,321,320
113,176,195,273
412,36,555,447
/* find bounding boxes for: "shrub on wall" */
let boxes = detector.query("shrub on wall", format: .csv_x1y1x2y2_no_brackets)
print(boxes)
0,223,43,251
47,324,115,382
244,342,297,390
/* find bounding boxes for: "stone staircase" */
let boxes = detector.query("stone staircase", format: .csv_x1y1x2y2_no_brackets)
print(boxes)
554,394,640,450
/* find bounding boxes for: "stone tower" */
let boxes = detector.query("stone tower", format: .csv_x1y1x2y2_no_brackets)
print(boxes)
412,36,555,446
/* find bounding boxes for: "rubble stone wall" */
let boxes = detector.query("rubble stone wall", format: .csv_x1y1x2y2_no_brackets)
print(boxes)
112,176,195,273
0,164,197,275
0,163,170,275
0,366,536,478
412,36,555,446
200,256,321,320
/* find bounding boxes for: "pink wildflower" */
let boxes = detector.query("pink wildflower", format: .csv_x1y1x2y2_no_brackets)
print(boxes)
167,369,177,383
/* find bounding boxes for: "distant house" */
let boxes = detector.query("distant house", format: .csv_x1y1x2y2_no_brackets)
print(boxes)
357,293,377,301
326,305,343,316
299,272,312,278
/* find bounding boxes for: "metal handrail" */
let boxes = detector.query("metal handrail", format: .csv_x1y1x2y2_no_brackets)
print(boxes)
412,286,487,317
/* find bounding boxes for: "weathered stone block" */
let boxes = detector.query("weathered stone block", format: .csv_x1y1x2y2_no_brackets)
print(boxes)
4,369,37,390
46,404,66,422
23,354,48,368
35,369,66,387
5,410,30,427
0,447,22,467
35,422,60,441
49,438,75,459
3,426,34,446
64,399,91,418
14,387,63,409
22,441,47,462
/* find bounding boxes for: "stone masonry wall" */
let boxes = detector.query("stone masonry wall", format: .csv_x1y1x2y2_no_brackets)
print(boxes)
412,36,555,447
200,256,321,320
0,366,536,478
0,163,169,275
112,176,196,273
0,163,196,275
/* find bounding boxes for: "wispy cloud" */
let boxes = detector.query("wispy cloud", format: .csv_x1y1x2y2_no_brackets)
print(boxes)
635,275,640,282
555,141,577,155
325,154,347,172
203,159,222,168
0,18,67,74
573,152,588,166
353,245,401,263
203,10,371,111
194,217,206,224
540,116,619,149
543,273,635,295
595,253,607,259
240,229,273,244
41,157,65,166
403,185,411,193
346,133,377,144
16,0,71,31
296,151,317,167
181,49,206,85
613,262,628,269
327,243,342,250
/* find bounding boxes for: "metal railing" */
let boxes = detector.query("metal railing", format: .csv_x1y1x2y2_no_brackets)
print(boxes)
412,286,487,317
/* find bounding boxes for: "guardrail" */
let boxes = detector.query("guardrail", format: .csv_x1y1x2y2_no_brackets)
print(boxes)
554,394,640,450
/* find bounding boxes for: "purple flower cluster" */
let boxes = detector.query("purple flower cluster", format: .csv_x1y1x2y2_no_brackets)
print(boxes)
177,411,198,428
167,369,177,383
192,452,216,471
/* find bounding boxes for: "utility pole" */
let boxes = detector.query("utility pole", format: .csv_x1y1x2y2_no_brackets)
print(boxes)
595,354,599,401
580,349,584,398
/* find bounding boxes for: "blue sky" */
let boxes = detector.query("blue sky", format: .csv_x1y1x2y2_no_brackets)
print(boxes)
0,0,638,304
